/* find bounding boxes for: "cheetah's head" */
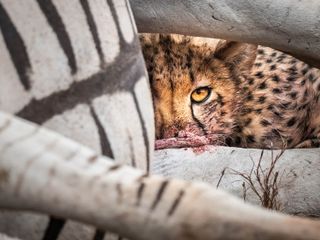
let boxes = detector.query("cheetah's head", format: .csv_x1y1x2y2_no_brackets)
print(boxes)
144,35,257,149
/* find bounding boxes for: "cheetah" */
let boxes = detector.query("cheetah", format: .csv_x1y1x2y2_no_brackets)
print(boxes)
140,34,320,150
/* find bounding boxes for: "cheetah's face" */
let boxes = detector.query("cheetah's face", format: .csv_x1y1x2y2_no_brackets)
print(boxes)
145,36,257,149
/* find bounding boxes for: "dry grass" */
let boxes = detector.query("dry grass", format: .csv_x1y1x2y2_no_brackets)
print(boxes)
223,148,285,210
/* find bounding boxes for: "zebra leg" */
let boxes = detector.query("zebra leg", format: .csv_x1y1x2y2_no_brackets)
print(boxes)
0,0,153,239
1,112,320,240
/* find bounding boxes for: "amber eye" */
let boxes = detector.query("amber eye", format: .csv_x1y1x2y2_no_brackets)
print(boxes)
191,87,211,104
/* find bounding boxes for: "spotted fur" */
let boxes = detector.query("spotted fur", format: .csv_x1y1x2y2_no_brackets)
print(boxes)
140,33,320,149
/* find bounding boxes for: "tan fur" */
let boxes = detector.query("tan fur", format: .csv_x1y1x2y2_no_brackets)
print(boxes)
140,33,320,149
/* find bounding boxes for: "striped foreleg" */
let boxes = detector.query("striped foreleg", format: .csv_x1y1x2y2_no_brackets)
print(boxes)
0,111,319,240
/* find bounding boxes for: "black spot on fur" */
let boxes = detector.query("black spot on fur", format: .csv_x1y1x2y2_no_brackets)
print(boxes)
289,66,297,72
234,125,242,133
260,119,271,126
258,82,267,89
301,67,309,75
246,93,253,101
309,73,315,82
235,136,241,145
270,64,276,71
246,135,255,143
248,78,255,85
272,75,280,82
258,96,266,103
279,102,291,109
216,93,225,106
255,108,262,114
257,49,265,55
277,56,285,63
290,91,298,99
273,110,282,118
225,137,233,146
287,117,296,127
241,108,253,115
272,88,282,94
287,76,296,82
255,71,265,79
244,118,252,126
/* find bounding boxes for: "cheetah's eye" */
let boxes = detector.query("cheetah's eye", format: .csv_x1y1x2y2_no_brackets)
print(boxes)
191,87,211,104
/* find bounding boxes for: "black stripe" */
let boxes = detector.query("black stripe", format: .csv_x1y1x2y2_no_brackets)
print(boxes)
90,105,114,159
187,49,195,83
107,164,121,172
17,37,142,124
127,133,136,167
168,189,185,216
0,3,31,90
42,217,66,240
124,0,136,32
136,182,145,206
80,0,105,68
159,35,176,120
132,93,150,172
92,229,105,240
106,0,126,48
151,180,169,210
36,0,77,75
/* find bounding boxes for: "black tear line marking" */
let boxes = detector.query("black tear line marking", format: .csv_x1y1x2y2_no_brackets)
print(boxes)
150,180,169,210
90,105,114,159
17,38,144,124
36,0,77,75
190,105,207,135
136,181,145,206
0,3,32,90
79,0,105,68
42,217,66,240
167,189,185,216
132,92,150,172
92,229,106,240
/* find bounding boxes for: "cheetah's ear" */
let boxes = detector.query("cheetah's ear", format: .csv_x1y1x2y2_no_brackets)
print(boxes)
215,40,258,72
